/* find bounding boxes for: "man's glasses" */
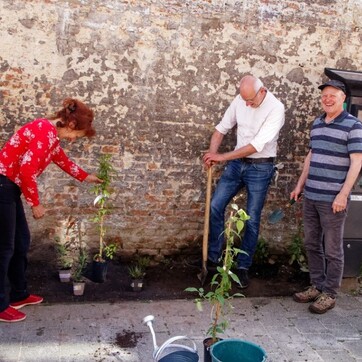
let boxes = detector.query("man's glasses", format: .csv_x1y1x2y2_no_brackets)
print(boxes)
243,87,262,103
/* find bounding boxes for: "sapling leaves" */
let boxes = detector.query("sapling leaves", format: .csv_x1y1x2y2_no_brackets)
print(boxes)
186,198,250,342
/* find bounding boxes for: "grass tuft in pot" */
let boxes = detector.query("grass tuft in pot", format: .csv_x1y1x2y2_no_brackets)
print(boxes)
128,263,146,291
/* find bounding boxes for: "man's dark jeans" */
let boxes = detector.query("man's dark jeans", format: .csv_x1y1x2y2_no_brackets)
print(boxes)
0,175,31,312
303,197,347,297
208,159,274,269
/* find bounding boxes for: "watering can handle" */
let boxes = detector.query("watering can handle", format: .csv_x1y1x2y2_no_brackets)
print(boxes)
154,335,198,361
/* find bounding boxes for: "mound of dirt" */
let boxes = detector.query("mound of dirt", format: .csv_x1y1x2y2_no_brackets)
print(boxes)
26,254,310,304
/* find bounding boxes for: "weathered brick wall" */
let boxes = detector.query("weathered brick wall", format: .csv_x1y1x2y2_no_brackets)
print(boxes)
1,0,361,260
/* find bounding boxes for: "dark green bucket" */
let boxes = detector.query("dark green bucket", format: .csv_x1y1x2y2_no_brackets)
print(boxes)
210,338,267,362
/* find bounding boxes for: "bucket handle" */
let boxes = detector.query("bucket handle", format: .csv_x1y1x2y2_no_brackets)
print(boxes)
154,335,198,361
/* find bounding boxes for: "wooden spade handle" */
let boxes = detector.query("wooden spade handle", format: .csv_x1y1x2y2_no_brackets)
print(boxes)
202,167,213,266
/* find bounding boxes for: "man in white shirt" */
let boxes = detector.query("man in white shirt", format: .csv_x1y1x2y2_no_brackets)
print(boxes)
203,75,285,288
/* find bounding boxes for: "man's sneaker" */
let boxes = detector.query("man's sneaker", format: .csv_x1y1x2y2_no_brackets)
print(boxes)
293,286,321,303
236,269,249,289
0,307,26,323
309,293,336,314
10,295,43,310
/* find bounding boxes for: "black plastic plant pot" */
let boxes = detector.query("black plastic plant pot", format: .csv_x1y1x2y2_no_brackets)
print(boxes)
92,260,108,283
203,337,221,362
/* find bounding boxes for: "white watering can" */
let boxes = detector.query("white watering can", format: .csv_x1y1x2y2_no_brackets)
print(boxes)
143,315,199,362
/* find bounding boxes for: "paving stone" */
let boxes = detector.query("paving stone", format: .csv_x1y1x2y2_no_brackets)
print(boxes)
304,332,344,350
292,317,328,334
317,350,359,362
343,339,362,359
1,295,361,361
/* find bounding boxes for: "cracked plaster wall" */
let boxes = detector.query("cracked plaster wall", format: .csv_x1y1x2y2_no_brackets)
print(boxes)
0,0,361,260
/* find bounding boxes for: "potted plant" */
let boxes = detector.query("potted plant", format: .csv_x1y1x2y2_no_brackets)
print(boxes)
54,216,85,282
186,200,266,362
72,248,88,296
90,154,117,282
128,264,146,291
55,237,73,282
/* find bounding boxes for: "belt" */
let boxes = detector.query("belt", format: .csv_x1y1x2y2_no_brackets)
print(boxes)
241,157,274,164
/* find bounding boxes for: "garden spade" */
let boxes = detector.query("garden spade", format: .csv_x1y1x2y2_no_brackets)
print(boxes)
268,195,301,224
197,166,212,286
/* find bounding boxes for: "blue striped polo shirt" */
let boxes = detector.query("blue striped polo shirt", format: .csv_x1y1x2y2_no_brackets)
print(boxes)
305,110,362,202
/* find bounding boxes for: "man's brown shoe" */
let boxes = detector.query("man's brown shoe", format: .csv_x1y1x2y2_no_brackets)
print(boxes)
293,285,321,303
309,293,336,314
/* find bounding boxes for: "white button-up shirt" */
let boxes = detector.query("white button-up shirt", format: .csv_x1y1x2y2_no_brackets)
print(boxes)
215,91,285,158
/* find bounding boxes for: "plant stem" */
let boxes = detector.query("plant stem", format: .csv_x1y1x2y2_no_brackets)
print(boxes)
224,210,234,268
99,214,104,259
212,302,222,343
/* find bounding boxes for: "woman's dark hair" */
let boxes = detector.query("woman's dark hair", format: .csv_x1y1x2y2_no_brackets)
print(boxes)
51,98,95,137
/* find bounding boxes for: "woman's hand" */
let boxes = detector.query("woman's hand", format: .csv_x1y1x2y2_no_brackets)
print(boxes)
32,204,46,219
84,174,103,184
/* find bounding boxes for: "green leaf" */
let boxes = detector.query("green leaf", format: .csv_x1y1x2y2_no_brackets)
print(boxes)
216,294,225,305
232,293,244,298
236,220,244,234
195,300,203,312
230,272,240,284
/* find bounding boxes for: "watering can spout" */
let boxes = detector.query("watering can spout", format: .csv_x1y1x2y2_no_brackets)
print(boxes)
143,315,158,351
143,315,199,361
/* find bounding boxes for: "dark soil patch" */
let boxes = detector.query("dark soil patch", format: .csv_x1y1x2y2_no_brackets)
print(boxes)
26,254,310,304
115,330,142,348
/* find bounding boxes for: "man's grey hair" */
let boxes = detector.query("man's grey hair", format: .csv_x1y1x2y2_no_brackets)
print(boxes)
254,78,264,92
240,75,264,92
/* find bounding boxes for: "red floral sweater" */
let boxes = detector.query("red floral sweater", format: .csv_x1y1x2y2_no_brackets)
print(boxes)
0,118,88,207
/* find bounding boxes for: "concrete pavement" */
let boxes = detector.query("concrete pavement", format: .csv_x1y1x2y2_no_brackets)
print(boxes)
1,292,362,362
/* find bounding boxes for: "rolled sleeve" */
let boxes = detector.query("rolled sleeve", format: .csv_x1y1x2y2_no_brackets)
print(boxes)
250,105,285,152
215,97,238,135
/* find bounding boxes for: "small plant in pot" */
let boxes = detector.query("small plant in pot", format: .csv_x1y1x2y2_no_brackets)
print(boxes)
90,154,117,283
55,238,73,283
186,200,258,362
55,217,83,282
72,248,88,296
128,264,146,292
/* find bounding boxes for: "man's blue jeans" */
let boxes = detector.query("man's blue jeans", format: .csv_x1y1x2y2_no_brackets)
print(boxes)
303,197,347,297
0,175,31,312
208,159,275,269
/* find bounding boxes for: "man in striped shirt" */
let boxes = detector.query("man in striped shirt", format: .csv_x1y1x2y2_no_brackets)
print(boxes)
291,79,362,314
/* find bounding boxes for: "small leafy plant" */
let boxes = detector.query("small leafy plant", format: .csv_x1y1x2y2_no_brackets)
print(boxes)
55,216,84,270
128,264,146,280
55,238,73,270
71,219,88,283
72,249,88,282
253,237,270,266
186,200,250,343
91,154,117,262
103,243,118,261
128,255,150,280
136,255,151,271
288,226,308,272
